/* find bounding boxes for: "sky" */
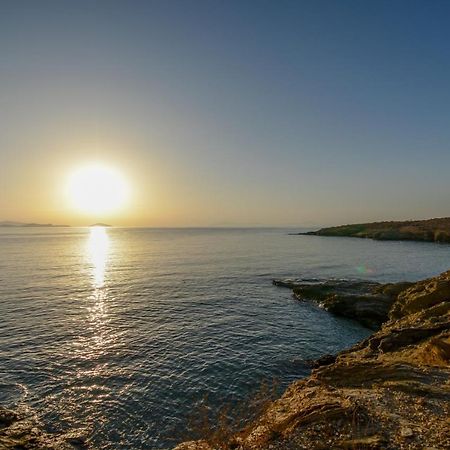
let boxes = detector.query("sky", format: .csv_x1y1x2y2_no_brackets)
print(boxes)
1,0,450,227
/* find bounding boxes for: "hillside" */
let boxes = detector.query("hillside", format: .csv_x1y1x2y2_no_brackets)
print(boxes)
301,217,450,243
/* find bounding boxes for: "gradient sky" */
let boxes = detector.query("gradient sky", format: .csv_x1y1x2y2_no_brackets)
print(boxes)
1,0,450,226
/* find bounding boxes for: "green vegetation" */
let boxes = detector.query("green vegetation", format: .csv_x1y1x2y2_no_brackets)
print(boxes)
304,217,450,243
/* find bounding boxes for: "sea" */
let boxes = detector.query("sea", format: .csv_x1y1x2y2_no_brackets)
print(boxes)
1,227,449,448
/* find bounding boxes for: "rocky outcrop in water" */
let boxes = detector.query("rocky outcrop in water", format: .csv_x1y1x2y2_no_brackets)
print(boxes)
273,278,412,330
0,407,87,449
299,217,450,243
176,271,450,449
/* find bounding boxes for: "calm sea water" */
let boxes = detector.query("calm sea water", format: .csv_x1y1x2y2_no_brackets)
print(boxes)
1,227,449,448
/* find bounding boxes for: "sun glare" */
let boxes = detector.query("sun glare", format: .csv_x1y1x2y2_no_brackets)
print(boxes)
67,164,129,215
87,226,109,287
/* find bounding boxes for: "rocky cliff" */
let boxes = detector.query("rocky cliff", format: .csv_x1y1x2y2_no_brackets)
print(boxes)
300,217,450,243
176,271,450,449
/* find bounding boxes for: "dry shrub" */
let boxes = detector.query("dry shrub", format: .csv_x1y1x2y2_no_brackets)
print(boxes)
181,378,280,449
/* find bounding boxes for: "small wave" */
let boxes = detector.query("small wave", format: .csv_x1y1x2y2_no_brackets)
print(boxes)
0,381,29,407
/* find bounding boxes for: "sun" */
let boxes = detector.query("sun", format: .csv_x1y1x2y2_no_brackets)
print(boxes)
66,163,129,215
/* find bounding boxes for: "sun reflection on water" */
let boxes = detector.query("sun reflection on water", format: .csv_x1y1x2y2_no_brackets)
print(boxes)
87,227,110,288
63,227,116,434
85,226,111,348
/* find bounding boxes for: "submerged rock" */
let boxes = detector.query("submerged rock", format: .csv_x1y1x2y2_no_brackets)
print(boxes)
176,271,450,449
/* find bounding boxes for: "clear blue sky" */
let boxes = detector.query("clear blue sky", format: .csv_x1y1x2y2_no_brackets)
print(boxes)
1,0,449,226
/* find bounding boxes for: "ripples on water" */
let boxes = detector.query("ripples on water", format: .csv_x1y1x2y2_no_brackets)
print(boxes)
0,227,449,448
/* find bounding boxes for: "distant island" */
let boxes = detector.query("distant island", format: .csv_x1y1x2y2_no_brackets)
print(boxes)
89,223,111,227
0,221,69,227
298,217,450,243
0,221,114,228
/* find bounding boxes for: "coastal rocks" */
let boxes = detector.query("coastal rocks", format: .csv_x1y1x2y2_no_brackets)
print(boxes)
0,407,88,449
175,270,450,450
174,441,211,450
0,408,17,428
307,353,336,369
390,270,450,319
272,278,412,329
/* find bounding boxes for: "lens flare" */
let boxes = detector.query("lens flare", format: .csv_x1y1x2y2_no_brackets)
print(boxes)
356,265,375,275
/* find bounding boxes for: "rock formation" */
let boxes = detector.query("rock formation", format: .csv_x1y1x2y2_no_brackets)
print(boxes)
176,271,450,449
0,406,87,449
273,278,413,329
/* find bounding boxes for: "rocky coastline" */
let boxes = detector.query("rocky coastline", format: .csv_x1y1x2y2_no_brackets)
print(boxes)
0,406,87,449
176,271,450,450
272,278,413,330
298,217,450,243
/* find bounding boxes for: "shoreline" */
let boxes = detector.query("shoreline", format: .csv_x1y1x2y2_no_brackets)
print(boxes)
176,271,450,449
1,269,449,449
